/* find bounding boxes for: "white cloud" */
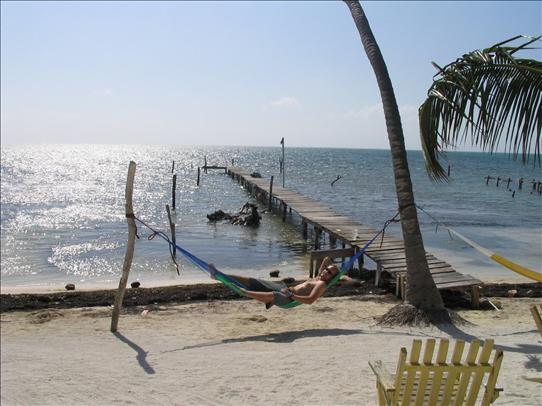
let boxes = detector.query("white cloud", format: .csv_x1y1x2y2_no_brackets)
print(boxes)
270,97,299,108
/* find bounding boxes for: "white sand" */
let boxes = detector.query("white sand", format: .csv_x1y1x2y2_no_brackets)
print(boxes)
1,295,541,405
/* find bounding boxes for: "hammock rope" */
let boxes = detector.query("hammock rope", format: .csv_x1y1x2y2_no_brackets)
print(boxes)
416,205,542,283
131,212,400,308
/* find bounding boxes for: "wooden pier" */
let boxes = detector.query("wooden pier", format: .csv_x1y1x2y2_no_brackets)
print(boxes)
227,167,482,306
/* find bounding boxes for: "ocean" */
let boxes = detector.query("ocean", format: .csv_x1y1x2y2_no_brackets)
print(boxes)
1,144,541,291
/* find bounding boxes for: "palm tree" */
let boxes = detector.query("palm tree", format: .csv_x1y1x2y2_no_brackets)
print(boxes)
343,1,450,324
419,35,542,180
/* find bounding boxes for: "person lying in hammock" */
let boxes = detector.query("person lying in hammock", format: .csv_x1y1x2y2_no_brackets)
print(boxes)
208,256,339,309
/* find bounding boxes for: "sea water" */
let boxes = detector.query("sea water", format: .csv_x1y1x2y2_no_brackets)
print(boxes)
1,144,541,291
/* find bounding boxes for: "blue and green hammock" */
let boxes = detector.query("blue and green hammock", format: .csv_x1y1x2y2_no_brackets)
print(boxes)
135,215,396,309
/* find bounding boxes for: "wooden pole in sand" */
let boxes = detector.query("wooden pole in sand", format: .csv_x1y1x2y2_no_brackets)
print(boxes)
111,161,137,333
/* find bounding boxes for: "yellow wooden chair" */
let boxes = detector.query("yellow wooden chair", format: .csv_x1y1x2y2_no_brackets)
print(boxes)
368,338,503,405
530,305,542,337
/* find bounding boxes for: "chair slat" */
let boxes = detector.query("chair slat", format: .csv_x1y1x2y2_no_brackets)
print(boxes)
466,366,487,404
414,339,436,406
451,340,465,364
436,338,449,364
413,370,430,406
530,305,542,337
428,369,445,405
401,369,417,406
442,368,460,404
466,340,481,364
478,339,495,364
423,339,436,364
393,348,408,405
465,339,496,404
410,340,422,364
454,367,474,405
481,349,504,405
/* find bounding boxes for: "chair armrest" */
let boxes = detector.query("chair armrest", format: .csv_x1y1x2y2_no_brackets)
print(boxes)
368,360,395,393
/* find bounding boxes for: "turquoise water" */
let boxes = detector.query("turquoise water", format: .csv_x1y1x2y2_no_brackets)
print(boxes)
1,145,541,290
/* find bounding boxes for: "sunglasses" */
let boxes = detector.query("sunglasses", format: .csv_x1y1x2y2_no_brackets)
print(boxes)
322,265,337,275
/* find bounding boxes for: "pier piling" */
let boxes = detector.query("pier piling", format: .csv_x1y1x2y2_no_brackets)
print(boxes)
269,176,274,209
172,174,177,210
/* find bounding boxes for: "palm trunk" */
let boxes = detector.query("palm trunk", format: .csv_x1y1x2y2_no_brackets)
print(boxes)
344,0,445,311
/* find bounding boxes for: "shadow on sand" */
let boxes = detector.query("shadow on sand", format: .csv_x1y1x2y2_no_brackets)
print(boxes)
168,328,363,351
113,331,156,374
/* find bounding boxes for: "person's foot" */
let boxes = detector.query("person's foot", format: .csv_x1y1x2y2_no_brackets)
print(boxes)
208,263,219,280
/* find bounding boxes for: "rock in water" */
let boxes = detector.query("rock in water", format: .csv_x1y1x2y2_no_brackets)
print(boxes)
65,284,75,291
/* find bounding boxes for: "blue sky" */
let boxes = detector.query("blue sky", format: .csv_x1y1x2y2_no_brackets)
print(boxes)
1,1,540,149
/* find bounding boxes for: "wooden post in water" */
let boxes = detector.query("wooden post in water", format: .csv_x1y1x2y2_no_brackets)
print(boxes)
171,160,175,174
204,156,208,173
282,203,287,222
268,176,274,209
172,174,177,210
111,161,137,333
302,221,308,239
197,167,201,186
280,137,285,187
166,204,176,259
314,227,321,250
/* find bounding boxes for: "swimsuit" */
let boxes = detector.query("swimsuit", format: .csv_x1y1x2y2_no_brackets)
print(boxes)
244,277,294,309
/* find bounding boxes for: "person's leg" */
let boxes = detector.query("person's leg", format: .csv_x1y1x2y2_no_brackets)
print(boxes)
239,288,275,305
208,264,286,292
208,264,253,285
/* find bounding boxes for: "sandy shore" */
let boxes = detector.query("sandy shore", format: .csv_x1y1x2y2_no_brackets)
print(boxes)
1,293,541,405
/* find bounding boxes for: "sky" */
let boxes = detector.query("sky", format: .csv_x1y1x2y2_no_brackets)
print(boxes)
1,1,540,149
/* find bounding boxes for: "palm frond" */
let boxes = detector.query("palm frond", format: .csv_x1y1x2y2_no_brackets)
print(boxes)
419,35,542,181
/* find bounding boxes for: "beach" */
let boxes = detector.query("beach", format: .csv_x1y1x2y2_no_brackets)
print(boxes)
1,288,541,406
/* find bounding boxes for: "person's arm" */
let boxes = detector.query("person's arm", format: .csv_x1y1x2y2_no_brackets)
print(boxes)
318,257,333,274
289,283,327,305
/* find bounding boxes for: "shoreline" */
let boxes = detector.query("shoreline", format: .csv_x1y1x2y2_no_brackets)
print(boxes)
1,277,540,313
